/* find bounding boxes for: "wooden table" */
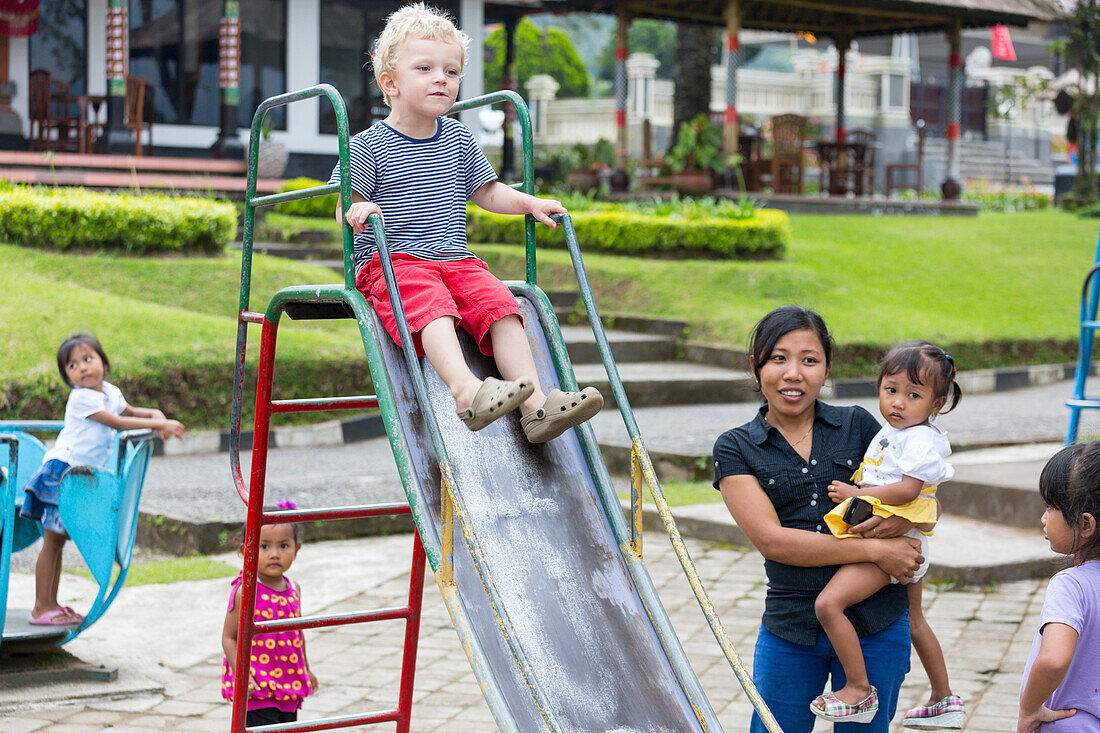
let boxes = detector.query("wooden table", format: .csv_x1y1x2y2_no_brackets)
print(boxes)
68,94,107,154
811,140,874,196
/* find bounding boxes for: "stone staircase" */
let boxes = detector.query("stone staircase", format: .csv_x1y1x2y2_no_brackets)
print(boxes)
0,150,283,196
922,137,1054,188
238,248,1057,585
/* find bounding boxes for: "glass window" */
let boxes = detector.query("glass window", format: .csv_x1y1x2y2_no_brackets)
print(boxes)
319,0,457,135
889,74,905,108
130,0,285,128
30,0,88,95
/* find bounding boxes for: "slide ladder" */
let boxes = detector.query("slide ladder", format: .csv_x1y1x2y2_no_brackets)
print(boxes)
1067,227,1100,444
230,84,780,732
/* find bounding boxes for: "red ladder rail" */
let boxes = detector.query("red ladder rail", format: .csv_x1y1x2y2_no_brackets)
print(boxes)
230,311,426,733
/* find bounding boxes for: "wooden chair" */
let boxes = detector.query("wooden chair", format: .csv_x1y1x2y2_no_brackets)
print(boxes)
885,120,927,197
28,69,79,152
846,128,876,196
125,74,153,156
767,113,806,194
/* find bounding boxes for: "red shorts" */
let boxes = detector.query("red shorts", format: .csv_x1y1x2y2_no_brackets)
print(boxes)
356,254,521,357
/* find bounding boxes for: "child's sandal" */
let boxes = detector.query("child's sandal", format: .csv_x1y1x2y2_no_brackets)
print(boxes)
520,387,604,443
902,695,965,729
810,686,879,723
456,377,534,431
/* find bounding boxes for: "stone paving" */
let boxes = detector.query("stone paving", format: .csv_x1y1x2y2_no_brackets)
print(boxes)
3,531,1050,731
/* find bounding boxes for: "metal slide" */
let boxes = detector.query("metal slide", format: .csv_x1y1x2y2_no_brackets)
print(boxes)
372,292,719,730
231,84,779,731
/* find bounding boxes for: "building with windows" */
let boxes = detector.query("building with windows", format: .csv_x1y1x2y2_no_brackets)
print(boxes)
0,0,536,177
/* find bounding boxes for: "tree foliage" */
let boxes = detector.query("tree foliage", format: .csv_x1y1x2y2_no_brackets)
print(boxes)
484,18,590,99
595,19,678,80
1063,0,1100,207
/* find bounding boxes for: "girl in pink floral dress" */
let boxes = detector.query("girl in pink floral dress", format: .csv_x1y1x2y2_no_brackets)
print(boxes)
221,506,318,727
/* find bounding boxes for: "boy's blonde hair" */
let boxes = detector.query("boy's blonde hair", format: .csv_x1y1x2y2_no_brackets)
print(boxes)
372,3,469,106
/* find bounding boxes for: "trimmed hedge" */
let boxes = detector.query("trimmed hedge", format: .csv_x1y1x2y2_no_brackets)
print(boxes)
467,207,789,259
274,177,339,219
0,187,237,254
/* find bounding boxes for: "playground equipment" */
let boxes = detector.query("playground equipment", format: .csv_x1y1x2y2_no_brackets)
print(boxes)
1067,229,1100,444
0,422,154,648
228,85,780,732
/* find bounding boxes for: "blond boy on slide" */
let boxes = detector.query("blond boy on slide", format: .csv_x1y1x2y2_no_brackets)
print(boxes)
330,3,601,442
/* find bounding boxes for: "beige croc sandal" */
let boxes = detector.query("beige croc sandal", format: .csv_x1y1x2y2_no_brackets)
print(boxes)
520,387,604,443
457,377,534,431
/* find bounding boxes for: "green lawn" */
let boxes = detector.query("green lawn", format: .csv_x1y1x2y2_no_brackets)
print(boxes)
618,480,719,507
476,209,1099,348
65,556,238,585
1,243,365,385
2,209,1096,420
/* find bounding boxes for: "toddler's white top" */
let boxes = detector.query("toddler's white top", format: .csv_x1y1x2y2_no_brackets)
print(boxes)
44,382,128,470
859,423,953,488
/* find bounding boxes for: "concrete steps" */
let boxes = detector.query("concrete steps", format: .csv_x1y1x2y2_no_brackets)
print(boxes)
0,150,283,196
640,502,1059,587
923,138,1054,186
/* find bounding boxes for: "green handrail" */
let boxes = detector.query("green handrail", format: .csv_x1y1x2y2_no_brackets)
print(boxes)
553,212,783,733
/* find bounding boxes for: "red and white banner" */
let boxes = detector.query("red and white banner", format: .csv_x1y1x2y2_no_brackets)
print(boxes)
991,24,1017,61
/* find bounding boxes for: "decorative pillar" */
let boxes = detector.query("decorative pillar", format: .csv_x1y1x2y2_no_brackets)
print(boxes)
96,0,132,154
834,36,851,142
524,74,557,142
942,22,963,199
722,0,742,163
0,0,40,143
614,9,628,165
500,13,518,180
211,0,244,158
626,53,658,120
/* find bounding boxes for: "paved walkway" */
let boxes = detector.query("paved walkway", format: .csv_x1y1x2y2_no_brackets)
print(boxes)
5,532,1048,732
5,378,1089,730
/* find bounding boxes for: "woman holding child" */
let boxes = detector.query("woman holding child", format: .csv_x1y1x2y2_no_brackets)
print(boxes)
713,306,923,732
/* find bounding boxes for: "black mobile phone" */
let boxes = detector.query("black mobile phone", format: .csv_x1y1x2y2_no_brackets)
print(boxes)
843,497,875,526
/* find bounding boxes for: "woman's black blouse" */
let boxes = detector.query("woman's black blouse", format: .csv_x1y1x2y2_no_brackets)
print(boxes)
712,401,908,645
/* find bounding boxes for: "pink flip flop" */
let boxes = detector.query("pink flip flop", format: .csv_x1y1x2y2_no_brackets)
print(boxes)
29,607,83,626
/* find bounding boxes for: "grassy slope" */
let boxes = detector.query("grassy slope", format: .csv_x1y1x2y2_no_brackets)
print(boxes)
2,244,364,384
4,209,1095,388
475,209,1097,347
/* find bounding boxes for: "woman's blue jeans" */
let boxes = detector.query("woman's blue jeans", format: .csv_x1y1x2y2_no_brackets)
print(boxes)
749,614,911,733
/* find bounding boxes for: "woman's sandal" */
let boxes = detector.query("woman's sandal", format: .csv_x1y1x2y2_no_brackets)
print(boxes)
520,387,604,443
810,686,879,723
456,377,534,431
902,695,965,729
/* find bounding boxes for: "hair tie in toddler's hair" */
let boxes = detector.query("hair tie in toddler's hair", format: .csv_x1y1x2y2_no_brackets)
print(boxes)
276,500,297,510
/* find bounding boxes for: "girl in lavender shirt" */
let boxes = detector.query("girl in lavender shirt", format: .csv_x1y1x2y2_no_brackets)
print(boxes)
1018,442,1100,732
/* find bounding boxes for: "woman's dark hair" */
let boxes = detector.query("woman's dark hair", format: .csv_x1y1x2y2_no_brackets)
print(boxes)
747,306,832,387
56,333,110,386
1043,442,1100,563
877,341,961,415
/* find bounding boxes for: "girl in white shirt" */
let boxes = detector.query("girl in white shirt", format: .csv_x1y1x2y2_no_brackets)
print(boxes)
19,334,185,626
811,341,964,728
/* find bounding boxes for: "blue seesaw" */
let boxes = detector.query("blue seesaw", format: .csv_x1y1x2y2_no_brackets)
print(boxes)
0,421,154,649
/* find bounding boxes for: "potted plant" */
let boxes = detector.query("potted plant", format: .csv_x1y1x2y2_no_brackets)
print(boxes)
565,142,599,192
665,114,723,196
